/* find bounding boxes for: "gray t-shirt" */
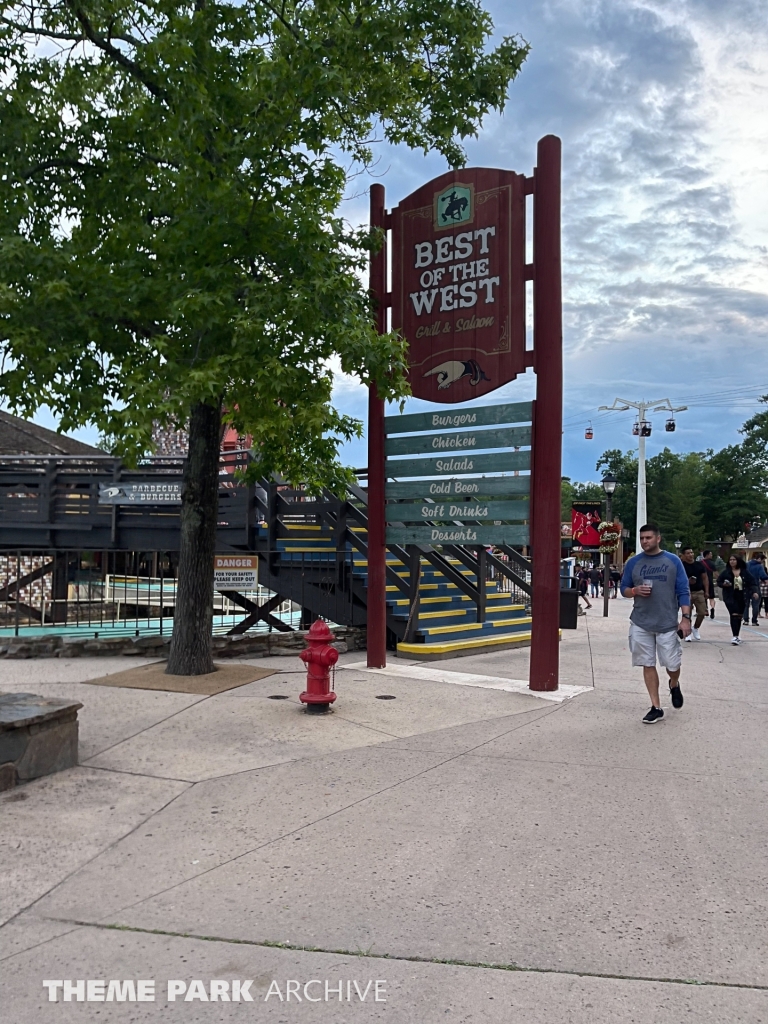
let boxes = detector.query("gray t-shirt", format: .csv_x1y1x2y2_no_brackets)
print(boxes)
620,551,691,634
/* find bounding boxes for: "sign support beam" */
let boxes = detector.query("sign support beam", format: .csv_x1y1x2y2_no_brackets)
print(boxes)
367,183,388,668
530,135,563,692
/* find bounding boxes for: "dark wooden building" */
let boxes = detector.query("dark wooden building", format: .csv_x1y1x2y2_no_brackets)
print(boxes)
0,410,102,457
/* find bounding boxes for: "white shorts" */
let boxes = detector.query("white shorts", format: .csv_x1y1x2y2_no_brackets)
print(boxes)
628,623,682,671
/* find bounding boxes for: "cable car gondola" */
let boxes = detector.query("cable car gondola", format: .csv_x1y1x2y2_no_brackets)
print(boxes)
585,422,594,440
632,419,652,437
665,417,676,432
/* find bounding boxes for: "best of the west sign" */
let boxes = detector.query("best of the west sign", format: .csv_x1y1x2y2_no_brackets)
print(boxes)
366,137,563,690
391,169,526,402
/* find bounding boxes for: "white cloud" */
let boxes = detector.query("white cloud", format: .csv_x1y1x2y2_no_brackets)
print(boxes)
334,0,768,480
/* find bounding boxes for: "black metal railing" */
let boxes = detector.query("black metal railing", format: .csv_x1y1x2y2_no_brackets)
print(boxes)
0,547,366,639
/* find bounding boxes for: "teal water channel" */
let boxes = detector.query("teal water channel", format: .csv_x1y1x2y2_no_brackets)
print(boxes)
0,612,303,640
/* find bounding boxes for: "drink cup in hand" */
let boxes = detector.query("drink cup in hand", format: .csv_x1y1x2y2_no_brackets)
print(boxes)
637,580,653,597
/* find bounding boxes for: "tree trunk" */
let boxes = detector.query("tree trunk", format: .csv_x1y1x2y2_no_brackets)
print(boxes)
166,400,222,675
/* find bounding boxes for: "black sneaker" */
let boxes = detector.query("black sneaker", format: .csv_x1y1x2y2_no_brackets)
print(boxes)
669,684,683,709
710,608,715,619
643,706,664,724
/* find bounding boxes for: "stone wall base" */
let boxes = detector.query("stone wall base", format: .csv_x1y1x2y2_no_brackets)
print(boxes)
0,627,367,661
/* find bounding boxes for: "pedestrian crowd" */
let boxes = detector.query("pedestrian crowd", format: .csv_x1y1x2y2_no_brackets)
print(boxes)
575,562,622,609
573,547,768,639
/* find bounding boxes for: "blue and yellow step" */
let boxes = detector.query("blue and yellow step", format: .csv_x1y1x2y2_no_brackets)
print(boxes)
270,519,532,660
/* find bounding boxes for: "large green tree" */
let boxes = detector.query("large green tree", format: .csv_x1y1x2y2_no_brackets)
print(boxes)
560,477,604,523
595,449,637,534
596,398,768,553
0,1,528,673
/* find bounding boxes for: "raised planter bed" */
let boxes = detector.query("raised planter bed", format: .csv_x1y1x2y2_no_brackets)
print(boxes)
0,693,82,791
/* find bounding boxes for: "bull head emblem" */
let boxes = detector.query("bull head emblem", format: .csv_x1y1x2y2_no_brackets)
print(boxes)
423,359,490,390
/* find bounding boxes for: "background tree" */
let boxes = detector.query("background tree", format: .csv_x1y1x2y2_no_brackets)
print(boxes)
0,1,528,674
701,445,768,541
595,449,637,532
595,399,768,554
741,395,768,453
561,477,604,523
646,450,706,552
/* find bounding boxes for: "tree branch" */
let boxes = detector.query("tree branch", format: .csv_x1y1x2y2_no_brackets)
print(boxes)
254,0,300,40
0,15,78,41
64,2,171,102
0,13,142,47
115,317,165,340
20,157,88,180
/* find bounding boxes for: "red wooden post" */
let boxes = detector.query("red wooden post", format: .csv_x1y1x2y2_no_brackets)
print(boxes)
530,135,563,692
367,184,387,668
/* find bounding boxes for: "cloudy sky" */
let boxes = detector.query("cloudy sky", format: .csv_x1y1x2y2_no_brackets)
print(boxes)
334,0,768,480
28,0,768,481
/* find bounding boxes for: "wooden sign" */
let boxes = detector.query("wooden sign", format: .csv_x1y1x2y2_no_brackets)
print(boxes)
367,136,563,690
384,400,531,546
386,450,530,480
385,424,531,458
391,169,526,403
385,476,530,500
98,482,181,504
386,525,529,546
384,401,532,435
385,500,529,523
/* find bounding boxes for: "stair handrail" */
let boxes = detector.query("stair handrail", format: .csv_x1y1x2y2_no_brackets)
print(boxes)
496,543,532,573
443,544,532,598
262,475,533,641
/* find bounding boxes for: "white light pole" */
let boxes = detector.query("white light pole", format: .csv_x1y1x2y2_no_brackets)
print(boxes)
598,398,687,553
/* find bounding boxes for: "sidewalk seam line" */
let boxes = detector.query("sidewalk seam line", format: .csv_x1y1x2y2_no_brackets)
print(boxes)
584,614,597,689
82,694,213,762
0,925,82,964
0,784,192,930
395,748,752,778
65,705,563,922
39,919,768,992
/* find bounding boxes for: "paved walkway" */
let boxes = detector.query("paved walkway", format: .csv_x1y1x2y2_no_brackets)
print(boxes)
1,599,767,1022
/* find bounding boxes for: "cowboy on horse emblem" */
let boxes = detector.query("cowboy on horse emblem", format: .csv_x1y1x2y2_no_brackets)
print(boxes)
434,183,473,229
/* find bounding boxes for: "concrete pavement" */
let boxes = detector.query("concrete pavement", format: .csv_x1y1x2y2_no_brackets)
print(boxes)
1,598,767,1022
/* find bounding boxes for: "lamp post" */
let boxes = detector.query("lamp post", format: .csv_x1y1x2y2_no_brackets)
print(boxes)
598,398,687,552
602,472,617,617
674,539,682,555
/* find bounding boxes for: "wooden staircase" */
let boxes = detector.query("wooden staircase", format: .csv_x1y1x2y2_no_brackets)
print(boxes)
382,552,531,659
261,506,532,660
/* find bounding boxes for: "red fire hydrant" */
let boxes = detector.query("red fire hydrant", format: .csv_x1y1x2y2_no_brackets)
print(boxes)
299,619,338,713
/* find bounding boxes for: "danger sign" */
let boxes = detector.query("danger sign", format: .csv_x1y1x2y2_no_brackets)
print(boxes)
213,555,258,591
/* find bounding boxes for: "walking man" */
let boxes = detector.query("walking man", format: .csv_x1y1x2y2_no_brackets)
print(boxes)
680,546,709,640
610,564,621,598
620,524,691,724
744,554,768,626
577,565,592,610
701,550,717,618
589,563,601,598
